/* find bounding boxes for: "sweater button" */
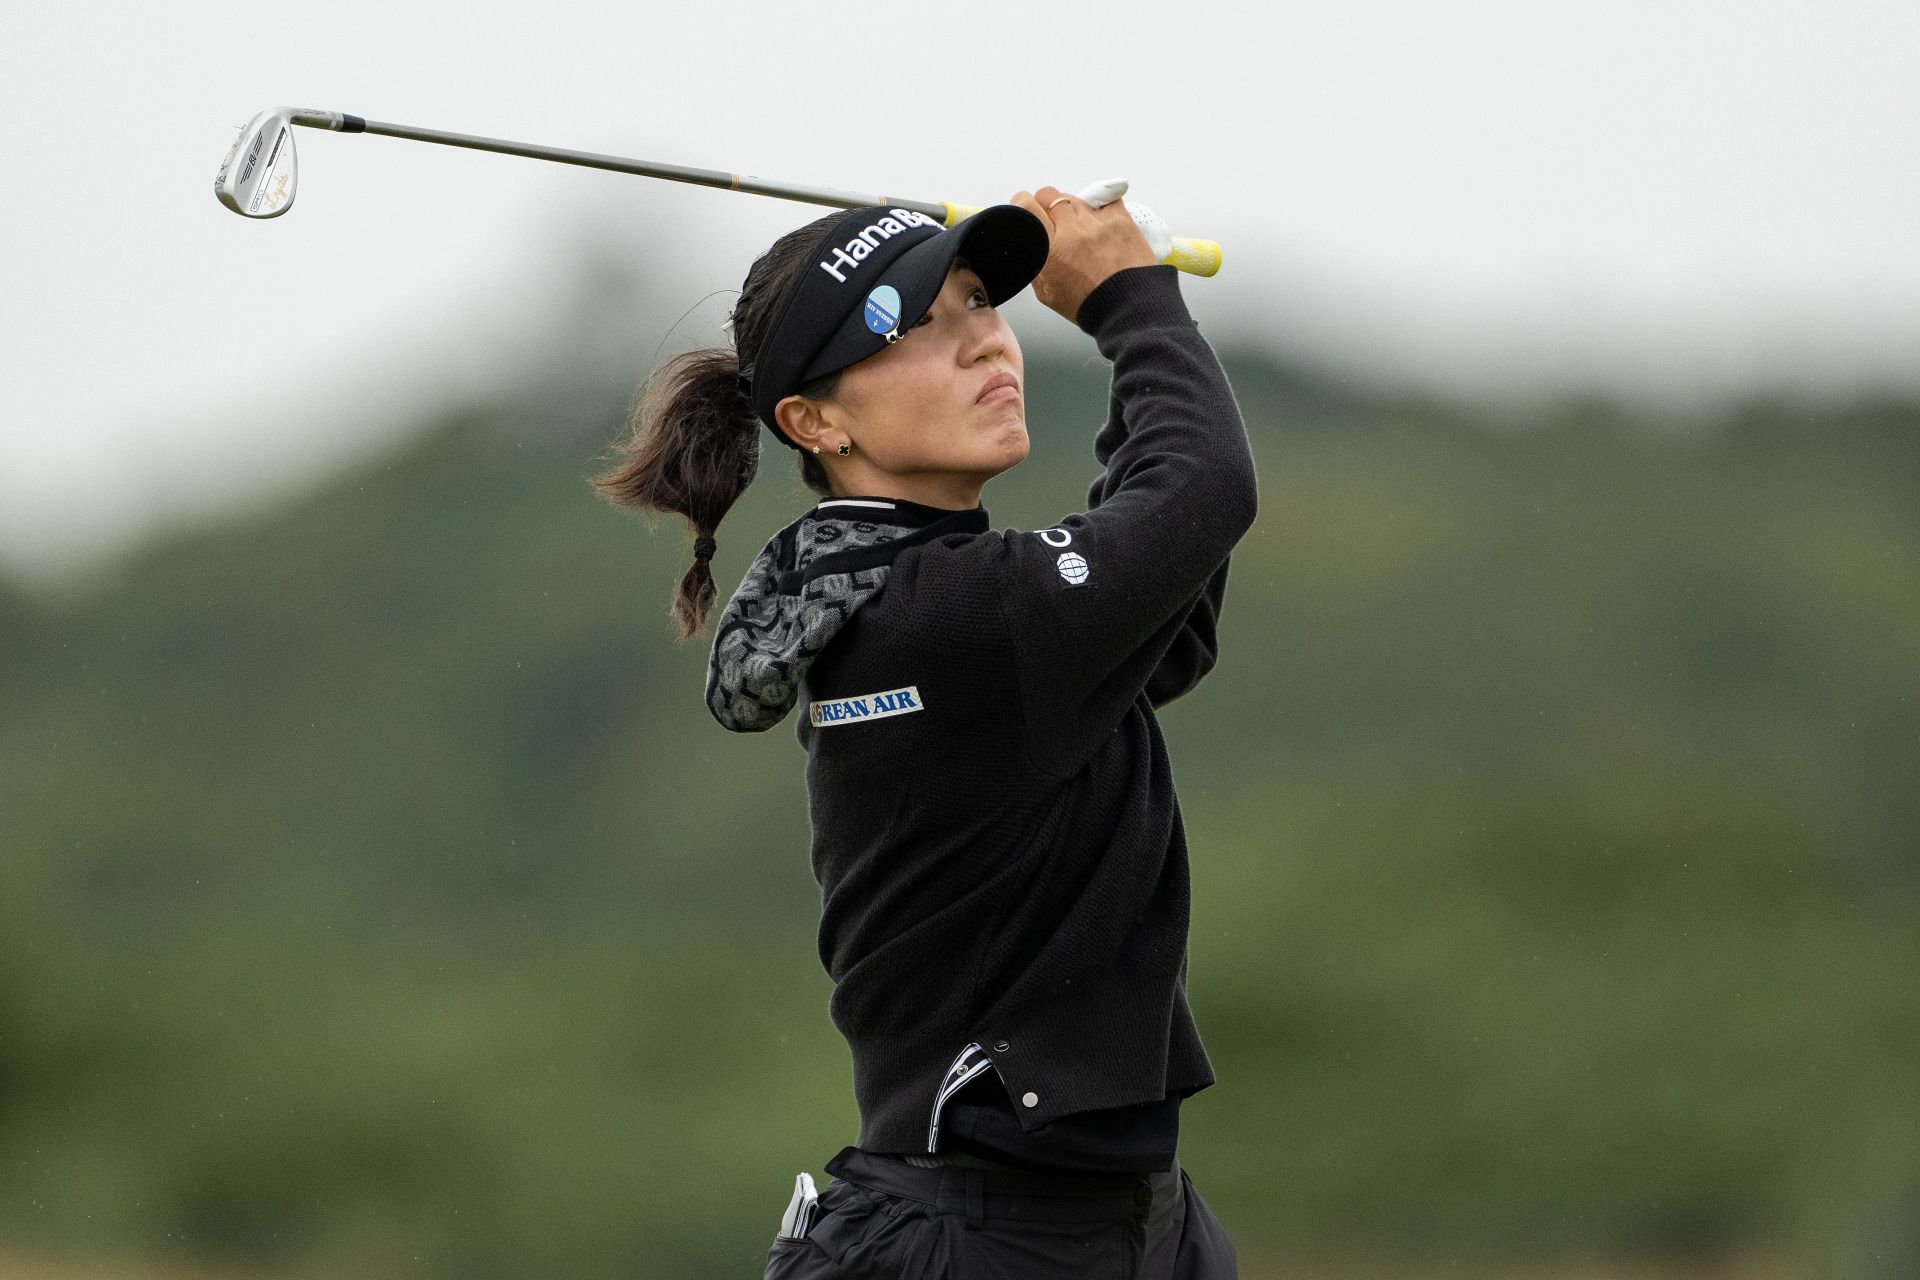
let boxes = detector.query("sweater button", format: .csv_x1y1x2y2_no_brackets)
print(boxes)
992,1041,1011,1053
1021,1092,1039,1108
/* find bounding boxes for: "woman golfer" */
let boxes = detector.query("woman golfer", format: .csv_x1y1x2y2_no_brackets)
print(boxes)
591,185,1256,1278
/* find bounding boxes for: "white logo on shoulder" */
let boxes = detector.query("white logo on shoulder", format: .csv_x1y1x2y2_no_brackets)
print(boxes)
1036,527,1073,547
1056,552,1090,585
809,684,925,727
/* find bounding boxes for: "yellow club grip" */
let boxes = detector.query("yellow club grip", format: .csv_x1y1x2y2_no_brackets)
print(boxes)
939,201,1222,278
1164,237,1222,278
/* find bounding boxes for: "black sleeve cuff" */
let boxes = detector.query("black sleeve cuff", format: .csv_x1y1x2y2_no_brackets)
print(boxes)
1073,263,1195,340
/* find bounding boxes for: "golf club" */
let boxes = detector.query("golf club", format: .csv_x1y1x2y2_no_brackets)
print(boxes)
213,107,1223,277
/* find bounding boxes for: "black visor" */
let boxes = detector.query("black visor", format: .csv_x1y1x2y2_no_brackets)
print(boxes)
745,203,1049,449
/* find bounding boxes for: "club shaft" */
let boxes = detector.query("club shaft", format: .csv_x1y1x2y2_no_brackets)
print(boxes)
289,110,945,220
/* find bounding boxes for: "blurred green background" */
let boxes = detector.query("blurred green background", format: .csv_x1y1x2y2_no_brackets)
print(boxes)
1,306,1915,1279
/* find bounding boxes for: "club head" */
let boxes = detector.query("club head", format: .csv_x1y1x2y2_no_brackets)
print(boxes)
215,109,299,218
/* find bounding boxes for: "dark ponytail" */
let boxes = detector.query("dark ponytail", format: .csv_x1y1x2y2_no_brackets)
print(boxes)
588,212,847,642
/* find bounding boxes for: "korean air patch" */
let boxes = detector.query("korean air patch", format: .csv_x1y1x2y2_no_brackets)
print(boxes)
809,684,924,727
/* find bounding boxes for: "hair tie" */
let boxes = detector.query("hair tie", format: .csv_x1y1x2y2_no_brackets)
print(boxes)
692,535,718,562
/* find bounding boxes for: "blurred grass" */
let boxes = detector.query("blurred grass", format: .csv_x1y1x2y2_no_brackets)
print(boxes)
1,350,1914,1278
0,1241,1820,1280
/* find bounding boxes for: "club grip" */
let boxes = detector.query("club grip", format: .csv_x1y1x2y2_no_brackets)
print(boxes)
940,201,1223,278
1163,238,1223,277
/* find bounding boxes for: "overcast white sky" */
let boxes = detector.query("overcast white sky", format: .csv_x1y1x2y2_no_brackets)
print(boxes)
2,0,1915,588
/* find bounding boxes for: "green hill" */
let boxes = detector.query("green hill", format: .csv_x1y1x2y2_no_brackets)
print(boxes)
1,344,1914,1279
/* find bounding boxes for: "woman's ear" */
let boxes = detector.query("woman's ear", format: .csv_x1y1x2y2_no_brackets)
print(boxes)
776,395,826,453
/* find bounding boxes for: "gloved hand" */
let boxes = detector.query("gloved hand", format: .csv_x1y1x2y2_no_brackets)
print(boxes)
1074,179,1175,262
1009,180,1162,324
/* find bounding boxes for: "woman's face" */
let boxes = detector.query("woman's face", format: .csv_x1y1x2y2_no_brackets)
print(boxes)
777,261,1028,506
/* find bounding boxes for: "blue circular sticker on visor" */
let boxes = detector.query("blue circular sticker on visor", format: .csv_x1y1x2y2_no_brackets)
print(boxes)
864,284,902,337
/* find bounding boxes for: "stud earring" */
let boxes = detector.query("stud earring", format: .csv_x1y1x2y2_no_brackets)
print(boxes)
811,445,820,454
838,443,852,456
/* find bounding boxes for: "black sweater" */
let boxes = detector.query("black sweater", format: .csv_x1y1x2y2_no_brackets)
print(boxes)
708,263,1258,1168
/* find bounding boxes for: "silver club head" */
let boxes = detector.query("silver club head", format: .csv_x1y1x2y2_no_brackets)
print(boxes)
215,109,299,218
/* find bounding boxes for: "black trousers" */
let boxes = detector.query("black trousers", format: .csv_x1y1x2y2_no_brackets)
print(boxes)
762,1146,1239,1279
